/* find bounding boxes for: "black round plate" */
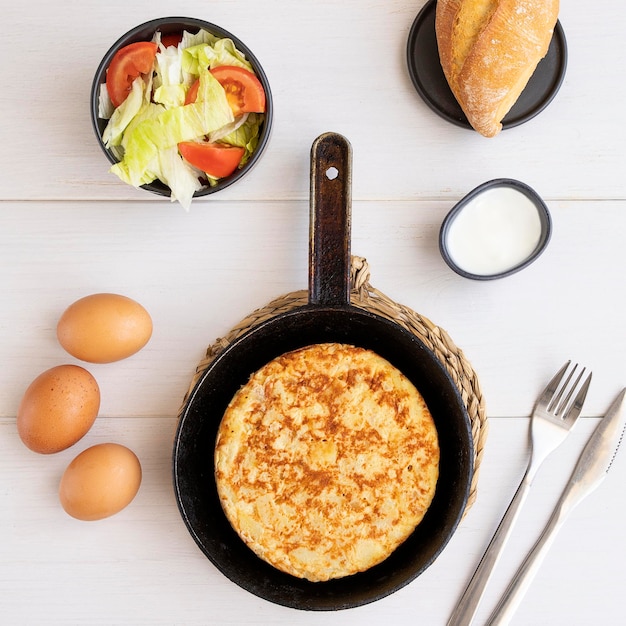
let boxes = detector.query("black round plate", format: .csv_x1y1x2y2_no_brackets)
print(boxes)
406,0,567,131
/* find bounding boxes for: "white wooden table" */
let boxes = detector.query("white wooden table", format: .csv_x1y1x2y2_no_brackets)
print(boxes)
1,1,625,624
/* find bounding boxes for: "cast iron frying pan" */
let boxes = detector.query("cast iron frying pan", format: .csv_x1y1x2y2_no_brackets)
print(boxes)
173,132,474,610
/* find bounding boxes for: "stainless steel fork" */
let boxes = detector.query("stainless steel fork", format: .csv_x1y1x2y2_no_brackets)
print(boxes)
447,361,592,626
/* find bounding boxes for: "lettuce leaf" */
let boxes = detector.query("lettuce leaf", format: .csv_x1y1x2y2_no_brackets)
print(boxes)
120,102,165,152
101,77,145,147
210,38,254,71
155,147,203,211
153,44,187,108
181,29,219,50
110,70,233,187
219,112,264,165
182,38,253,77
209,112,250,143
97,83,114,120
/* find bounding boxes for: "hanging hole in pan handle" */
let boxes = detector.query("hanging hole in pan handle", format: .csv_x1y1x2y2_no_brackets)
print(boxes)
309,132,353,307
325,166,339,180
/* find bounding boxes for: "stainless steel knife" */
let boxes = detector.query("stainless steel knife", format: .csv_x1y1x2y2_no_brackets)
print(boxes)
486,388,626,626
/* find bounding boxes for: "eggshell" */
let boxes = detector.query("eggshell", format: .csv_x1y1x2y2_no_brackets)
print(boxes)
57,293,152,363
17,365,100,454
59,443,142,521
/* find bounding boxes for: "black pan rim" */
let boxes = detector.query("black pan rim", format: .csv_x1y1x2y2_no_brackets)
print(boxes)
173,304,474,610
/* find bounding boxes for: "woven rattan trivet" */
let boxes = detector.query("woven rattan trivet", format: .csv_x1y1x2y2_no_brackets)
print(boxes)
183,256,487,513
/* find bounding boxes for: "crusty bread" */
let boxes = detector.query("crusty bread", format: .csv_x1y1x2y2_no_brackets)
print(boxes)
215,343,440,581
435,0,559,137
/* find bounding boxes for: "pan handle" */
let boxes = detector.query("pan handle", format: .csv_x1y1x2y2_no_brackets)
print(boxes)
309,132,353,306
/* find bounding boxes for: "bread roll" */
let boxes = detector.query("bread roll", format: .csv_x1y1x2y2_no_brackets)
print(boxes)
435,0,559,137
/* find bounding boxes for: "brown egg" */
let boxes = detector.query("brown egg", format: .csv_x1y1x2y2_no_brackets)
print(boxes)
17,365,100,454
59,443,142,521
57,293,152,363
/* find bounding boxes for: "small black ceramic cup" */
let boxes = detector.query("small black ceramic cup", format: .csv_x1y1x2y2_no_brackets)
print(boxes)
439,179,552,280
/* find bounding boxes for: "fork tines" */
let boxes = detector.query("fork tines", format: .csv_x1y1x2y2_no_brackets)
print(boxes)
546,361,592,421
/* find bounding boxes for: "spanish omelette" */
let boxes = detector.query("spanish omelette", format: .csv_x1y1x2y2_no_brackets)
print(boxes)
214,343,440,581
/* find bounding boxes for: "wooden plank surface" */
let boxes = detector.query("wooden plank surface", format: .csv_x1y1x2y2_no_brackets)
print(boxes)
2,199,624,419
2,416,624,625
1,0,625,623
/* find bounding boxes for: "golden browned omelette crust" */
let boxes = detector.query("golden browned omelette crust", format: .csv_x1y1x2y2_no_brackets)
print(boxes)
214,343,440,581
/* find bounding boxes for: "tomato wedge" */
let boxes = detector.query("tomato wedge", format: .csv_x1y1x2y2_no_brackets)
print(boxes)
184,79,200,106
178,142,246,179
160,33,182,48
184,65,266,116
106,41,158,107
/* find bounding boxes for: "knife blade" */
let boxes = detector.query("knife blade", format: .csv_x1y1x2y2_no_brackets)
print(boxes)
486,387,626,626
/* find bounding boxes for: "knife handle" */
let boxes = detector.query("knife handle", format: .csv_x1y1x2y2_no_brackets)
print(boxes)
486,413,618,625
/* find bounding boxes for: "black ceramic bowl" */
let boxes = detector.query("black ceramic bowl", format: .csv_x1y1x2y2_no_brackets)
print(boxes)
90,17,273,198
439,179,552,280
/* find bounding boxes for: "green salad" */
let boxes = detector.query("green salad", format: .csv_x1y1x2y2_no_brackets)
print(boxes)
98,29,266,209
